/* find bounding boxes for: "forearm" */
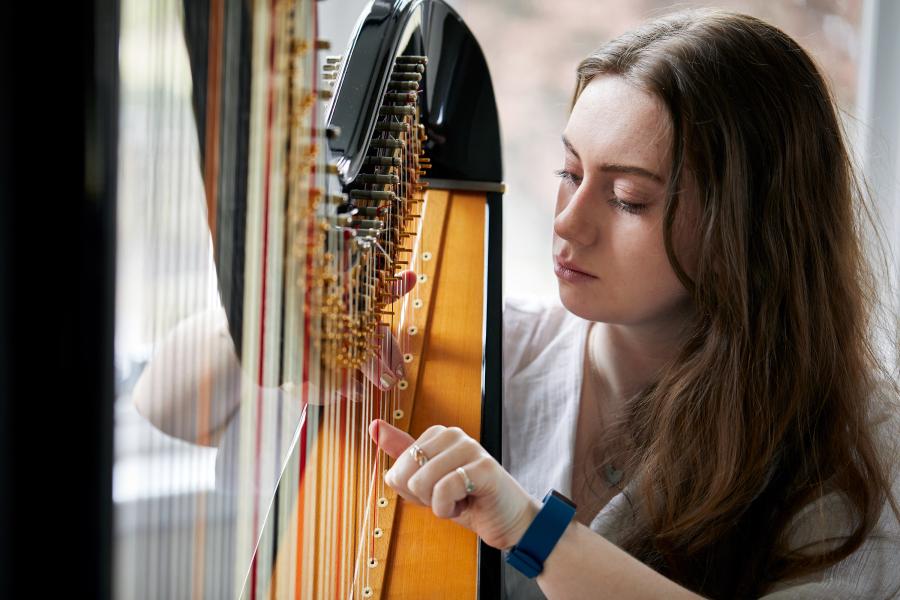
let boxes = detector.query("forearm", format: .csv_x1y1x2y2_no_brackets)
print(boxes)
536,520,703,600
132,306,241,445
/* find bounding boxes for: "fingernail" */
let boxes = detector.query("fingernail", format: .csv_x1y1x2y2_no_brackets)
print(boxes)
379,372,396,390
396,365,405,378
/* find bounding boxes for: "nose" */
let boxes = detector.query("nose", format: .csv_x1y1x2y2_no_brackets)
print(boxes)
553,180,599,247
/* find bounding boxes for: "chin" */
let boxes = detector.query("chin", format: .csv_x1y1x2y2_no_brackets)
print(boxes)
558,282,694,327
556,281,647,325
557,283,611,323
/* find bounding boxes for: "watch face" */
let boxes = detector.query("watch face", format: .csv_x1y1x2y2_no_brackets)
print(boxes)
549,489,577,509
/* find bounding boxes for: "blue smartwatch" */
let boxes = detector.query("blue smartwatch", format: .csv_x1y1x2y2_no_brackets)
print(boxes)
505,489,577,578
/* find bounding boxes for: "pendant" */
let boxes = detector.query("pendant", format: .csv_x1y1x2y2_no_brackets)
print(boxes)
603,463,624,486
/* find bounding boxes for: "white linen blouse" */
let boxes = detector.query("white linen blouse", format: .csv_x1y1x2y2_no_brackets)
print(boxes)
500,297,900,599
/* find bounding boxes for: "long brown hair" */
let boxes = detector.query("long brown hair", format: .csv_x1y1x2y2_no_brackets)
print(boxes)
575,9,900,598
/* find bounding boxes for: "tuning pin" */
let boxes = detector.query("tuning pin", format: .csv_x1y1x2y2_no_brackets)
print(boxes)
383,92,418,103
379,106,416,116
364,156,401,167
369,138,403,149
326,125,341,139
352,219,385,230
395,55,428,65
318,89,334,100
353,206,383,217
392,63,425,73
375,122,410,133
316,40,331,50
390,72,422,82
387,81,418,92
351,190,397,201
356,173,399,185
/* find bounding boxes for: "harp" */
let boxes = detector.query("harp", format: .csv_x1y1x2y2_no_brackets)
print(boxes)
111,0,503,598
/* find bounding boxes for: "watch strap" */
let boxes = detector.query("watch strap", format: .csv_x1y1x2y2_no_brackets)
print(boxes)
505,489,577,578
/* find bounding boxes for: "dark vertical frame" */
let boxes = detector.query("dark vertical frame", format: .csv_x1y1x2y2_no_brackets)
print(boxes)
478,190,504,599
0,3,11,595
0,1,117,597
87,1,120,596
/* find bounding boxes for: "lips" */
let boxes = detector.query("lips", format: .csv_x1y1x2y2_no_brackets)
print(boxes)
553,256,598,285
554,256,596,278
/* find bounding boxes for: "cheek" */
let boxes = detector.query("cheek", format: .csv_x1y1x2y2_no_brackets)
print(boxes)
560,221,690,325
615,227,684,298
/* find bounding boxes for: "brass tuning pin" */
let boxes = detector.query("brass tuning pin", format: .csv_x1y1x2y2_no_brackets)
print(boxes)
394,55,428,65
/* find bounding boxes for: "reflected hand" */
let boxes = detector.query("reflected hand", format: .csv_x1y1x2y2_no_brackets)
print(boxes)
356,269,417,392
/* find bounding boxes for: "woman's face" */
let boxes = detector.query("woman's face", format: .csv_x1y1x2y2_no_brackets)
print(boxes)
553,75,698,327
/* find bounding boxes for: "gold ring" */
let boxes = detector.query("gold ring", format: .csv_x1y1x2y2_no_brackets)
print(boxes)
456,467,475,494
409,444,428,467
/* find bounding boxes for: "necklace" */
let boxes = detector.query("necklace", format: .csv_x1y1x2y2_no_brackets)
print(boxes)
603,463,624,486
586,323,626,488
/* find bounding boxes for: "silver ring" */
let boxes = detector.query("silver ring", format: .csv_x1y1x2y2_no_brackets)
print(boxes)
456,467,475,494
410,444,428,467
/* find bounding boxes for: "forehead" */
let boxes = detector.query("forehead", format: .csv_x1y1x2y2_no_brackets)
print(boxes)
564,76,672,176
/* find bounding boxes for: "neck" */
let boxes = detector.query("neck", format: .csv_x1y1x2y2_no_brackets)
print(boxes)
586,305,693,422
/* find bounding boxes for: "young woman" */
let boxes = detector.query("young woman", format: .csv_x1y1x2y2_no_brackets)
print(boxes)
369,9,900,599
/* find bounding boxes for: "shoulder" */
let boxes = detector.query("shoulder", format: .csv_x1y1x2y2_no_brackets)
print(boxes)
503,296,586,378
764,390,900,598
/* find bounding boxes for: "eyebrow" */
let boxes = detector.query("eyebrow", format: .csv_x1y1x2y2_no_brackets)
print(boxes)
562,135,665,184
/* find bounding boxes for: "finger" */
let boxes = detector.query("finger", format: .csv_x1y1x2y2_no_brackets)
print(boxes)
433,456,493,520
408,441,482,506
368,418,415,459
361,323,405,389
381,328,404,379
361,330,399,390
359,270,416,390
407,429,481,505
373,422,448,502
389,270,417,302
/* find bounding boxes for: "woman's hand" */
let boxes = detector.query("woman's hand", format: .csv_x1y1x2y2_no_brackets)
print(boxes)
356,270,418,392
368,418,540,550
